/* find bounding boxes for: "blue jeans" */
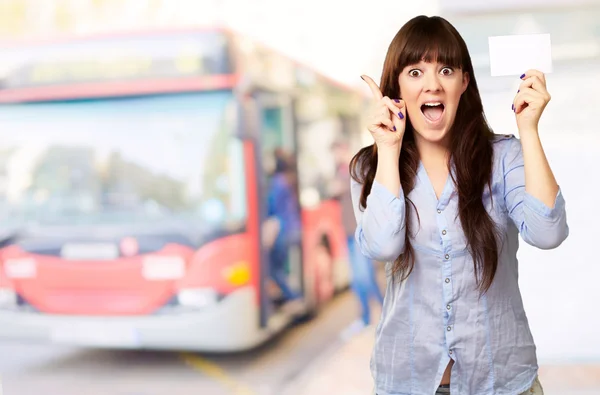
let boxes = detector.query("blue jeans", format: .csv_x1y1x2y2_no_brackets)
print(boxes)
347,236,384,325
269,237,299,301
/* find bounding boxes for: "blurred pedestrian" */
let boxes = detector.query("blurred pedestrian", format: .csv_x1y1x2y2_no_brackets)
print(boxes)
331,140,383,329
350,15,568,395
265,148,301,302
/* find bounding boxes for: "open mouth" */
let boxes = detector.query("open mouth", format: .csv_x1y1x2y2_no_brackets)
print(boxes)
420,102,445,123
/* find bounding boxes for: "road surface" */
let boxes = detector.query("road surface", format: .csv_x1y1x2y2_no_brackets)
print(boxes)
0,291,365,395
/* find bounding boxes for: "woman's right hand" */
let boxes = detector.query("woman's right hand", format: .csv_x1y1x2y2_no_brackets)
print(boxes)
361,75,405,151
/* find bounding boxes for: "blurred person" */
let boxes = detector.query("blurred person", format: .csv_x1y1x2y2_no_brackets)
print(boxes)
331,140,384,329
265,148,301,302
351,15,568,395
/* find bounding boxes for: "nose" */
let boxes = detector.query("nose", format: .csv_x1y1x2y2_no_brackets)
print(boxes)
423,72,442,92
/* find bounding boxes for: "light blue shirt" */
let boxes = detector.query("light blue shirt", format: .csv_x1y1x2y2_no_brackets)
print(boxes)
351,135,569,395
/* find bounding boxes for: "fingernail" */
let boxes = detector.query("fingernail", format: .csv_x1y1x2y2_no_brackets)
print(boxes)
520,73,526,79
394,99,400,103
517,89,520,93
511,104,514,111
360,76,365,81
398,112,404,119
393,126,397,131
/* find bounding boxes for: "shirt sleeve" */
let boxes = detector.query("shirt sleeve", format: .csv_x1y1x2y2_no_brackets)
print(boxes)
503,136,569,249
351,177,406,261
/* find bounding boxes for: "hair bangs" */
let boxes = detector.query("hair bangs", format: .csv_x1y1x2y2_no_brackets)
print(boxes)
398,18,464,71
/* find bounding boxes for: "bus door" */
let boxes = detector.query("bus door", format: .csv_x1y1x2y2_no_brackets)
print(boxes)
255,92,304,317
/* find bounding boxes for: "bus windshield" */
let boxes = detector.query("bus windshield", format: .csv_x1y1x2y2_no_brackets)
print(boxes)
0,91,247,237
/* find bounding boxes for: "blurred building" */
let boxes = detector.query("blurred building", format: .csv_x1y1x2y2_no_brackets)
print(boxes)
0,0,440,87
0,0,217,37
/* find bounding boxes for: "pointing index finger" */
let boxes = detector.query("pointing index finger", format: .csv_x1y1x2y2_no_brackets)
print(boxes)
361,75,383,101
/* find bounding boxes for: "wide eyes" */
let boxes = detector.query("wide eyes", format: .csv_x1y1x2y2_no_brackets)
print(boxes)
440,67,453,76
407,67,454,78
408,69,422,78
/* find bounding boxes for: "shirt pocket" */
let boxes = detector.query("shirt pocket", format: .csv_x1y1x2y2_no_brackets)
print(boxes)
484,179,509,234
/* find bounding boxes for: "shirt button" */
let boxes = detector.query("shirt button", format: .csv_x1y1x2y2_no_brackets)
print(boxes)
442,230,447,235
445,278,450,283
449,350,453,355
447,304,451,310
445,254,450,260
447,326,452,331
437,209,441,214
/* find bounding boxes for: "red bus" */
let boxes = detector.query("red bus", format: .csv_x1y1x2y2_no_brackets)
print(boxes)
0,29,366,351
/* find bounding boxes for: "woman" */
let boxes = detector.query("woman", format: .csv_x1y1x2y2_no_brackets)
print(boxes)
350,15,568,395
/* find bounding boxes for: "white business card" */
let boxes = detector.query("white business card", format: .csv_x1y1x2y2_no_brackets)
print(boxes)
488,34,553,77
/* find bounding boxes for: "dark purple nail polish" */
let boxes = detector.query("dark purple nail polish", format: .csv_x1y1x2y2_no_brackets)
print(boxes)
520,73,526,79
394,99,400,103
398,112,404,119
517,89,520,93
511,104,514,111
393,126,397,131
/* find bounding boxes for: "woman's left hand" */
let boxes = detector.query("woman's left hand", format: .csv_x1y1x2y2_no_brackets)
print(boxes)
513,69,551,133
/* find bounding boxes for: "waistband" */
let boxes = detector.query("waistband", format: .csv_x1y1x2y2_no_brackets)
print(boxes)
436,384,451,394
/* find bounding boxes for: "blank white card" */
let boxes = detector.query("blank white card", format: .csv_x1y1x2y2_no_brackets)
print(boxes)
488,34,553,77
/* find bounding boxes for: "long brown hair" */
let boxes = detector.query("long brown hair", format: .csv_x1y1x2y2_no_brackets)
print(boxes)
350,15,499,294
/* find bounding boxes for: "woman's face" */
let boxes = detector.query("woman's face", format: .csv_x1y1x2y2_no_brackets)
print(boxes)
398,61,469,145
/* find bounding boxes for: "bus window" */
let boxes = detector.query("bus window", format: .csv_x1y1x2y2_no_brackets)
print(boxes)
0,91,247,243
296,117,343,203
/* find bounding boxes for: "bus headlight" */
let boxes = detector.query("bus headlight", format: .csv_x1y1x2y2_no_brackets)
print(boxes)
223,262,250,286
0,289,17,308
142,256,185,280
177,288,218,308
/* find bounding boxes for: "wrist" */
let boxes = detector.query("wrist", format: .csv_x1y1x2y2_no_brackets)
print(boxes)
377,145,401,161
518,126,539,137
519,129,541,145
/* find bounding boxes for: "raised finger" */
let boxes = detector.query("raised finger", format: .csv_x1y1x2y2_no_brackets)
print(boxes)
361,75,383,101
